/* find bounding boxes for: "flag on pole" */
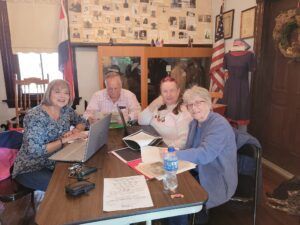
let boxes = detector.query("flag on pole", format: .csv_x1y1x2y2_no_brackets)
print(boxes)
209,2,225,93
58,0,75,98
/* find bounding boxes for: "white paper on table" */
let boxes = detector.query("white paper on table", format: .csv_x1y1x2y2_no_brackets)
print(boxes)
103,175,154,212
138,146,197,180
141,146,165,163
136,160,197,180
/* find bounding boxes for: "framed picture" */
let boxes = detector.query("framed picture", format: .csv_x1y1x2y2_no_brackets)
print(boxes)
240,6,256,39
215,9,234,39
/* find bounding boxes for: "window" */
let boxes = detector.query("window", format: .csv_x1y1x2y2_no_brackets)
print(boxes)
1,1,78,108
18,52,63,93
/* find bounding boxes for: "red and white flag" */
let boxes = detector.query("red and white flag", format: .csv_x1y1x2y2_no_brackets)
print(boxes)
58,0,75,98
209,2,225,93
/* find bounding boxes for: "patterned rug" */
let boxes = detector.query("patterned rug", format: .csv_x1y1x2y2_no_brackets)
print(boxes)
266,176,300,216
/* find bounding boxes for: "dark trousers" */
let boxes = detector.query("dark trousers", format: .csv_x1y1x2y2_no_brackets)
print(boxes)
167,169,208,225
167,214,189,225
15,168,53,191
167,208,209,225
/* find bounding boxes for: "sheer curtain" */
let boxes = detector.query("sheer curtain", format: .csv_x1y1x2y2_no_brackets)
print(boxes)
6,0,60,54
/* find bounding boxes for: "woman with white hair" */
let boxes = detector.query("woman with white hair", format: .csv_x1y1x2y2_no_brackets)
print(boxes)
168,86,237,225
12,79,88,191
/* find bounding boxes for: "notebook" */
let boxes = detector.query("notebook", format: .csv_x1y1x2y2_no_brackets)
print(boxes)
122,130,162,151
49,114,111,162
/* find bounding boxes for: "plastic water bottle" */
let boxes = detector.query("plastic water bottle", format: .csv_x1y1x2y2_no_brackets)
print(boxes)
163,146,178,192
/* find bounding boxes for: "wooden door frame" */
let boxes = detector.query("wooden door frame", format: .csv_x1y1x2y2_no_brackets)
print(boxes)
249,0,265,134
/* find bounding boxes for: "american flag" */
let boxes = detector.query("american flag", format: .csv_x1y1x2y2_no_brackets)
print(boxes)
209,3,225,93
58,0,75,98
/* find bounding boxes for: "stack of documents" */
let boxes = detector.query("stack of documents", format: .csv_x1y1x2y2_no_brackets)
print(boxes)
135,146,196,180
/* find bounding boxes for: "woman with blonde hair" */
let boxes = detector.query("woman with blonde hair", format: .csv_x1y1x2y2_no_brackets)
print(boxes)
13,79,87,191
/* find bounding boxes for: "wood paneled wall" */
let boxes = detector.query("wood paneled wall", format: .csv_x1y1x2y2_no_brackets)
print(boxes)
250,0,300,174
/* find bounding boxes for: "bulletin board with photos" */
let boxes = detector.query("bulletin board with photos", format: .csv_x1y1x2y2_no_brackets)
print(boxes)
68,0,212,45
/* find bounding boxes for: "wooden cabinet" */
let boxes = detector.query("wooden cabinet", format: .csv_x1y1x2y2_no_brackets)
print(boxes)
98,46,212,108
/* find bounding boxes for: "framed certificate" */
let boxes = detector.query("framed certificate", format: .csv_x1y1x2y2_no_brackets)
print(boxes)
215,9,234,39
240,6,256,39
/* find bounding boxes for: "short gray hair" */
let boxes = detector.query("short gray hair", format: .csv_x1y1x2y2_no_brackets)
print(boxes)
183,86,212,107
41,79,72,107
104,72,122,87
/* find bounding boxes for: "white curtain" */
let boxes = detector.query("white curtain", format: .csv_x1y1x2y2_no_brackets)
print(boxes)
7,0,60,53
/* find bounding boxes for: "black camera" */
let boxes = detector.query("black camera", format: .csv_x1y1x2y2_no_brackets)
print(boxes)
65,180,95,196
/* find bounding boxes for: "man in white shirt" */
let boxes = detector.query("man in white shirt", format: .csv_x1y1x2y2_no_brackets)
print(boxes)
84,70,141,123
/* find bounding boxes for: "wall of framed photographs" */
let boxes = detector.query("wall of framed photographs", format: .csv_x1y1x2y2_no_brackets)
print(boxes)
68,0,212,45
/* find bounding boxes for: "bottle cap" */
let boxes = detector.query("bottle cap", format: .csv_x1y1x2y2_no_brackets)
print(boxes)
168,146,175,152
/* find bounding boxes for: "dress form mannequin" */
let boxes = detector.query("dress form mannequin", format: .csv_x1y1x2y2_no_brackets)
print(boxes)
221,39,256,131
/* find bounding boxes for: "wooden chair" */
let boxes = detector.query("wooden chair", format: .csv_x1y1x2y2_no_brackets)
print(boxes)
210,91,223,104
8,74,49,128
0,177,35,210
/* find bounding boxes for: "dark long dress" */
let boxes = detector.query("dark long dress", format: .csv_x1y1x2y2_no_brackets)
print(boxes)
222,51,256,124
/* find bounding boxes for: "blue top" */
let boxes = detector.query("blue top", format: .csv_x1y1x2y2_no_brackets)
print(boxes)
176,112,237,209
12,105,87,177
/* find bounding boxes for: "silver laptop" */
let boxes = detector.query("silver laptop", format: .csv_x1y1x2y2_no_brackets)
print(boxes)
49,114,111,162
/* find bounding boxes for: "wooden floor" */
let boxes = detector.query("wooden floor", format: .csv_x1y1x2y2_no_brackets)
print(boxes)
208,165,300,225
0,165,299,225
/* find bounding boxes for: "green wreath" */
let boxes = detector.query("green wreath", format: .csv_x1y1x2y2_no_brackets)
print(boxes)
273,9,300,59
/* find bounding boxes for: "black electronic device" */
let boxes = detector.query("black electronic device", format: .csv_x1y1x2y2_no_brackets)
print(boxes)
117,105,129,136
78,166,97,178
65,181,95,196
68,164,97,181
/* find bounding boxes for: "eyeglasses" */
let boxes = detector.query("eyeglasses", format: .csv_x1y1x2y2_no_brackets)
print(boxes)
186,100,206,110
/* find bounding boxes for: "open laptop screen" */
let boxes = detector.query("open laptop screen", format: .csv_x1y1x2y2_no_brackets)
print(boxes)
117,105,129,136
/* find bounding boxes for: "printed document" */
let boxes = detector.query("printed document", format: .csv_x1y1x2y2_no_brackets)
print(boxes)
141,146,165,163
103,175,153,211
136,146,197,180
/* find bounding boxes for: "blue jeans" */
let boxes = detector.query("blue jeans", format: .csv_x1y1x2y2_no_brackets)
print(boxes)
15,168,53,191
167,215,188,225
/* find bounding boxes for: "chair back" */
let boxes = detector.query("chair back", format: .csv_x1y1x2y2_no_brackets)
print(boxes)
13,74,49,127
0,130,34,209
235,144,261,197
0,131,23,181
232,143,262,225
210,91,223,104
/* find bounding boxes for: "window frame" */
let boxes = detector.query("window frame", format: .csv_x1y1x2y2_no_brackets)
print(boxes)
18,52,63,94
0,1,80,108
0,1,18,108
